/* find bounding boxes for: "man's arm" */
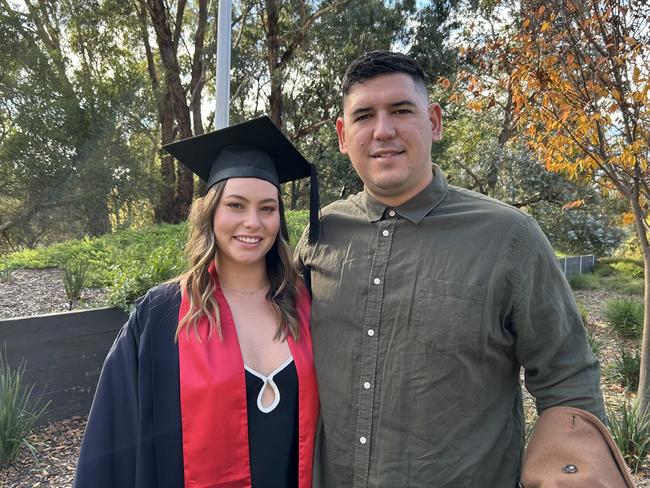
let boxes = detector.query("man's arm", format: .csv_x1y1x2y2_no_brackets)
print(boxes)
510,216,605,422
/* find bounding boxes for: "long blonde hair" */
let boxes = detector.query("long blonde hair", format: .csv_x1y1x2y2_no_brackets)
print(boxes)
175,180,300,341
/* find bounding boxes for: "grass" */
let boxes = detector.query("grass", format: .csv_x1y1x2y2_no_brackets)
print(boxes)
610,346,641,391
0,264,12,284
62,261,89,303
605,297,644,338
568,272,601,290
563,259,644,296
0,349,50,469
586,325,604,358
608,398,650,473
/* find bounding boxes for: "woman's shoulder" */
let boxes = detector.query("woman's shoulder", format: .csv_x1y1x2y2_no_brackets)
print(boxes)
146,281,182,303
131,281,182,322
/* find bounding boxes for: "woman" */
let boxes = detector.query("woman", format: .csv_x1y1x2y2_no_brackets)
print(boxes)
74,116,320,488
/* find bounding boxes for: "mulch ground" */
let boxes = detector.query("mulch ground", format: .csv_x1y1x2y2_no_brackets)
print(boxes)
1,270,649,486
0,418,85,488
0,268,109,319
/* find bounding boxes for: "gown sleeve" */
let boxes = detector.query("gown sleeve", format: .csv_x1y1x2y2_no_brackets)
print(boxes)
73,297,146,488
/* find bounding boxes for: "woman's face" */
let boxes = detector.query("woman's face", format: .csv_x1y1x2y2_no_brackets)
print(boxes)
213,177,281,269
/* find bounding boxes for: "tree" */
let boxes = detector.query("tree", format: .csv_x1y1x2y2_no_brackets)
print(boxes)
505,0,650,409
137,0,211,221
0,0,156,247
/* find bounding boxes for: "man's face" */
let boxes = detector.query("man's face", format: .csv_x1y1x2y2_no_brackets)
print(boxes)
336,73,442,206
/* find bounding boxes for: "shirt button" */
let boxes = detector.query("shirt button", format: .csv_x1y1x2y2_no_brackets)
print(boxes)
364,382,371,389
388,209,396,217
360,436,367,444
367,329,375,336
373,278,381,285
382,229,390,236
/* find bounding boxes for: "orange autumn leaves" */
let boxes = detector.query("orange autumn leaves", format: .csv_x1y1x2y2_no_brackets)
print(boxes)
449,0,649,189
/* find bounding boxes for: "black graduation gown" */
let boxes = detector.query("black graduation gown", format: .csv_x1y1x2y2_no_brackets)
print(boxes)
74,283,184,488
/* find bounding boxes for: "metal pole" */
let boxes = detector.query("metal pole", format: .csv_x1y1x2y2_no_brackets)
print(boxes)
215,0,232,129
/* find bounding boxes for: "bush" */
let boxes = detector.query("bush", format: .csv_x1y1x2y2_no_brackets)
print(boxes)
0,350,49,468
609,276,644,296
2,213,311,310
568,272,600,290
286,210,309,248
595,261,617,277
610,346,641,391
585,326,603,358
577,303,589,325
611,260,644,279
0,261,13,284
608,398,650,473
62,260,89,303
605,298,644,338
594,258,644,295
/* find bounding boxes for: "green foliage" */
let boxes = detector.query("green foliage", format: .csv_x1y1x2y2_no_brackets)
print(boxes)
615,231,643,261
577,303,589,325
286,211,309,248
436,106,624,256
577,304,604,358
611,260,644,279
0,260,13,284
596,258,644,294
62,261,89,302
2,212,310,310
595,260,617,277
609,277,645,296
568,272,601,290
605,298,644,338
108,239,185,310
611,346,641,391
608,398,650,473
586,326,603,358
0,349,49,468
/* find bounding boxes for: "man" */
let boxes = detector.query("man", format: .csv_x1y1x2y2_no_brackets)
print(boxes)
296,51,606,487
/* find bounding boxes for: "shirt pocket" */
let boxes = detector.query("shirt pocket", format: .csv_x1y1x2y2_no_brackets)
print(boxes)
413,279,486,353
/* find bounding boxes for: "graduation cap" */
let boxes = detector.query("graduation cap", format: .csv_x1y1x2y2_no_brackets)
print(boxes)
163,116,319,243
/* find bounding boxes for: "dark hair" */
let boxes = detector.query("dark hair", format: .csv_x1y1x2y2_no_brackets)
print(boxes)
341,50,428,96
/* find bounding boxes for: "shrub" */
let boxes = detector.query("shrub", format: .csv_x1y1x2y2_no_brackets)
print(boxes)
595,261,617,277
585,326,603,358
286,210,309,248
609,276,644,296
577,303,589,325
610,346,641,391
611,260,644,279
0,261,12,284
568,272,601,290
2,214,311,310
605,298,644,338
0,350,49,468
62,260,89,303
608,398,650,473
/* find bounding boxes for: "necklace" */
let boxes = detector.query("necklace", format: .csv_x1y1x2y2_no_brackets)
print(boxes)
221,283,269,295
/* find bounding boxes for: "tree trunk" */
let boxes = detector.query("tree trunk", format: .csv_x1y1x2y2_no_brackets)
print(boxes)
630,193,650,414
158,88,178,222
138,0,178,223
147,0,194,219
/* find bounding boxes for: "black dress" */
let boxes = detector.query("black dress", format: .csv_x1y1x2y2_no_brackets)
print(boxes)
245,358,299,488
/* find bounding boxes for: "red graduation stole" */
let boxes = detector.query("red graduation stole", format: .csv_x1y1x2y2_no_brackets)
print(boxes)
177,265,319,488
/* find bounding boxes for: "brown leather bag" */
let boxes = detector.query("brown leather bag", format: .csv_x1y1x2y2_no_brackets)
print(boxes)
520,406,635,487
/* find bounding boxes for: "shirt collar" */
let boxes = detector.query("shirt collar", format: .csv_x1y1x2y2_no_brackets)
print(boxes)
363,164,449,224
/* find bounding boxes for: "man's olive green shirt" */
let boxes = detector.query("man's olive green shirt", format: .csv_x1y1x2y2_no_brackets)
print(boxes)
296,166,605,488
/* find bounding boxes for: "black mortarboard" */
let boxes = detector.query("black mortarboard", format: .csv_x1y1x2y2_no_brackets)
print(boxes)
162,116,319,243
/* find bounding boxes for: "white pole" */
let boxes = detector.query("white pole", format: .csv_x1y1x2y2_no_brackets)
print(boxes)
215,0,232,129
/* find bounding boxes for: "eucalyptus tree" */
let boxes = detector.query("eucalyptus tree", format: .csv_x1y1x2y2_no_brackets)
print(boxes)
0,0,155,247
